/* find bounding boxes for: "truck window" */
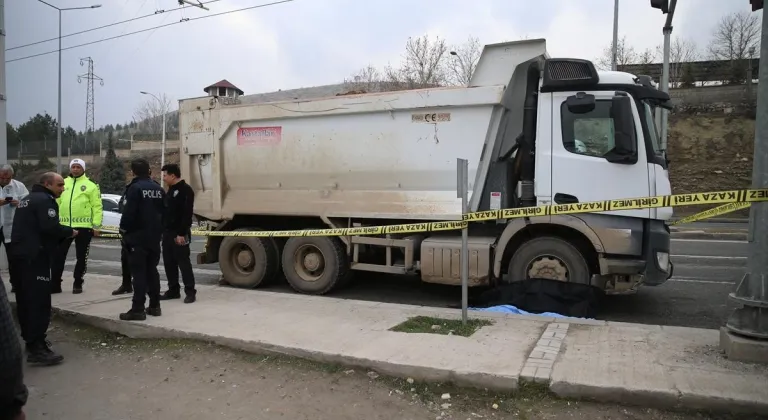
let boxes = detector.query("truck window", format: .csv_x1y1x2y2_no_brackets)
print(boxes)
561,100,621,158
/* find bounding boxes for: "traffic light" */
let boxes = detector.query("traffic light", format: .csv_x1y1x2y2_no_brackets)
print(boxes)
650,0,669,13
751,0,763,11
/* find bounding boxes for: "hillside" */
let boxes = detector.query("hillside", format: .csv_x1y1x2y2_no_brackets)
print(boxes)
667,113,754,217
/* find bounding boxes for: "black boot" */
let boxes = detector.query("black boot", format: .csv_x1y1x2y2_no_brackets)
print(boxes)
72,282,83,294
146,306,162,317
51,283,62,294
27,341,64,366
112,284,133,295
159,290,181,300
184,290,196,304
119,308,146,321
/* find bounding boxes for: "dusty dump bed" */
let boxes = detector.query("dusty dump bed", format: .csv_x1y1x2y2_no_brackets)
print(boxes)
179,39,548,222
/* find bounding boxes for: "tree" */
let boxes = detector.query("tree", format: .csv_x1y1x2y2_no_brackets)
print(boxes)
6,123,19,147
708,11,761,84
384,35,449,89
343,65,384,93
636,48,658,76
446,36,482,86
133,93,172,136
680,62,696,88
99,131,126,194
596,36,637,70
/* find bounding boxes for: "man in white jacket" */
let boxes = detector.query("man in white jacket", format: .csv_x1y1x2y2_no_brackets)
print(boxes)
0,165,29,293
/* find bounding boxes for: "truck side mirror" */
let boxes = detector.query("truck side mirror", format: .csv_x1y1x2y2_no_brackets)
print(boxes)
565,92,595,114
605,95,638,164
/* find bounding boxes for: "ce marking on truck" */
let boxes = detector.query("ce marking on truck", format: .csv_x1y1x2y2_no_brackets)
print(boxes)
411,113,451,123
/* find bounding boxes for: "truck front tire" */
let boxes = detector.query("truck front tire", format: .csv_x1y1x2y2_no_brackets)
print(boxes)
281,236,349,295
218,236,280,288
506,236,590,284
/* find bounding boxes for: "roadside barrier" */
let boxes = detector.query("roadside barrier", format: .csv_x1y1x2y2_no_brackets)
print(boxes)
96,188,768,239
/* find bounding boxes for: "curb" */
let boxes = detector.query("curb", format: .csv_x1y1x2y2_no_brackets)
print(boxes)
51,307,520,392
45,305,768,416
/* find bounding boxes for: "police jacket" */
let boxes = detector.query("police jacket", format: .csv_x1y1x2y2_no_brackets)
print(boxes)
163,180,194,237
57,174,103,229
119,176,165,247
10,184,75,260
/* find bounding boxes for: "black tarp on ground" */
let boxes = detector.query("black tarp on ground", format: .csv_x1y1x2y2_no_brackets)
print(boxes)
467,278,604,319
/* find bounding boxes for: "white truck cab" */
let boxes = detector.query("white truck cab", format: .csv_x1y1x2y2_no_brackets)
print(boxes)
181,38,673,295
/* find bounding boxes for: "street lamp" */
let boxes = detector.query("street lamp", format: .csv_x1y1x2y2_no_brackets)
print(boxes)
140,91,167,188
36,1,101,174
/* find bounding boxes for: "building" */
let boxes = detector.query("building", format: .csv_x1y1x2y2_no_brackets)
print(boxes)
203,79,244,98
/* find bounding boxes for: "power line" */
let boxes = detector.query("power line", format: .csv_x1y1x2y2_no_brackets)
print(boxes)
5,0,294,63
5,0,223,52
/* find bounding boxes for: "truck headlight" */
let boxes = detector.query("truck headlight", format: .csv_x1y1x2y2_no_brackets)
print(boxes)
656,251,670,273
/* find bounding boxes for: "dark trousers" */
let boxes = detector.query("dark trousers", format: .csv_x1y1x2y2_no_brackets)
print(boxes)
51,228,93,286
128,245,161,311
162,231,196,294
0,229,20,290
120,242,132,288
13,253,52,346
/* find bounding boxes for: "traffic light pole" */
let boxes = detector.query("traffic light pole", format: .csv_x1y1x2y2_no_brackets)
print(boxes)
721,4,768,360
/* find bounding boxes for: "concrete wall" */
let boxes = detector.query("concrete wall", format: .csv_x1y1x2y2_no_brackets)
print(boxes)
131,140,180,151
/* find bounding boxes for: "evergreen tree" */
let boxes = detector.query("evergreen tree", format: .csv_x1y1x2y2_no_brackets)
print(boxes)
680,63,695,88
99,131,126,194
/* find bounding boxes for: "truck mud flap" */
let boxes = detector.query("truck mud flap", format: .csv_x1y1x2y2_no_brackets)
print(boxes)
467,278,604,319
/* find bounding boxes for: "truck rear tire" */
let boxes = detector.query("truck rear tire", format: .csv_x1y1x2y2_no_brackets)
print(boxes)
506,236,590,284
218,236,280,289
281,236,348,295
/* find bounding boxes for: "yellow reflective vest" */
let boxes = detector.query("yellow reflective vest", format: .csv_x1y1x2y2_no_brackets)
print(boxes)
57,174,103,229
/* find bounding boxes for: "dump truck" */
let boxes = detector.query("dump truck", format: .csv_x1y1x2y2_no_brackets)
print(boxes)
179,38,674,295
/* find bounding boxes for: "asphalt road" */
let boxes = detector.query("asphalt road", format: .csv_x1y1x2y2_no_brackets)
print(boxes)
68,235,746,331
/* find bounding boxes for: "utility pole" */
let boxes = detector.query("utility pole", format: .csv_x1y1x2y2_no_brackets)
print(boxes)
36,1,101,174
0,0,7,165
721,3,768,362
78,56,104,155
611,0,619,71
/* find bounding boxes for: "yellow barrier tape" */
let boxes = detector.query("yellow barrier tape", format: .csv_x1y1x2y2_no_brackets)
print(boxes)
96,188,768,239
670,202,751,226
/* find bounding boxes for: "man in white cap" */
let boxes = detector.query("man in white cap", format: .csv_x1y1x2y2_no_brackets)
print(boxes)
51,158,103,294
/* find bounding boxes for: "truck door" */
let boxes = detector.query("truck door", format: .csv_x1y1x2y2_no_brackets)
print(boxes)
550,91,651,219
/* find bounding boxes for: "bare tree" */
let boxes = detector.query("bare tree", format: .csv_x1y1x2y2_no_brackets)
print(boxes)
342,65,384,93
133,93,172,135
596,36,638,70
656,37,699,87
446,36,482,86
385,35,449,89
708,11,761,83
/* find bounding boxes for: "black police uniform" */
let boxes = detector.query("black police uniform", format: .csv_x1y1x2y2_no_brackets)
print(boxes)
118,176,165,321
160,179,196,302
112,182,134,296
10,184,74,364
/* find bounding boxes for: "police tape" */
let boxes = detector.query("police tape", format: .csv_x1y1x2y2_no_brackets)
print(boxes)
669,202,751,225
96,188,768,239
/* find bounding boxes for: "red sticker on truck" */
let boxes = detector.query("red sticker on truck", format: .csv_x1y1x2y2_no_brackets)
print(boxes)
237,126,282,146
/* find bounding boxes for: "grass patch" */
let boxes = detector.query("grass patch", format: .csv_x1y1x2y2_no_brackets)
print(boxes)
389,315,492,337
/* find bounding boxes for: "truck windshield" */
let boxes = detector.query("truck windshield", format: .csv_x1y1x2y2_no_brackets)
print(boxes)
642,101,663,155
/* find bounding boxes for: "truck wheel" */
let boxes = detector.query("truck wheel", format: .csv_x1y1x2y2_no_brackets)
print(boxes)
218,235,280,289
507,236,590,284
281,237,348,295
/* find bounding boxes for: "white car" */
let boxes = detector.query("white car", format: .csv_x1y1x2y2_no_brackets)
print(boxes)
100,193,122,232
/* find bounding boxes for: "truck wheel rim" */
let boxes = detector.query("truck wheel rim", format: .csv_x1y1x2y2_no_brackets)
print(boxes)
293,244,326,282
526,255,569,281
233,244,256,273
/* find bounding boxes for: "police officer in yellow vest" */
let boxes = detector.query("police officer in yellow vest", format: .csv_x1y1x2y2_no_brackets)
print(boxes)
51,159,103,294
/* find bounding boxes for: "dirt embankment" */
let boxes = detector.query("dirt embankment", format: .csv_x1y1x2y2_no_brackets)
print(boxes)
667,113,754,217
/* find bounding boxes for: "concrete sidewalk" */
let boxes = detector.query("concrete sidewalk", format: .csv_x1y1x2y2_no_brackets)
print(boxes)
6,274,768,415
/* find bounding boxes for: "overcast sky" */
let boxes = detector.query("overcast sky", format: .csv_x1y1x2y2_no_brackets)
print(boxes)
5,0,756,132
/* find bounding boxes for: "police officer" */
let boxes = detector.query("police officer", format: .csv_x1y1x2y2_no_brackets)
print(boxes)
10,172,76,365
119,159,165,321
111,180,133,296
159,163,196,303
